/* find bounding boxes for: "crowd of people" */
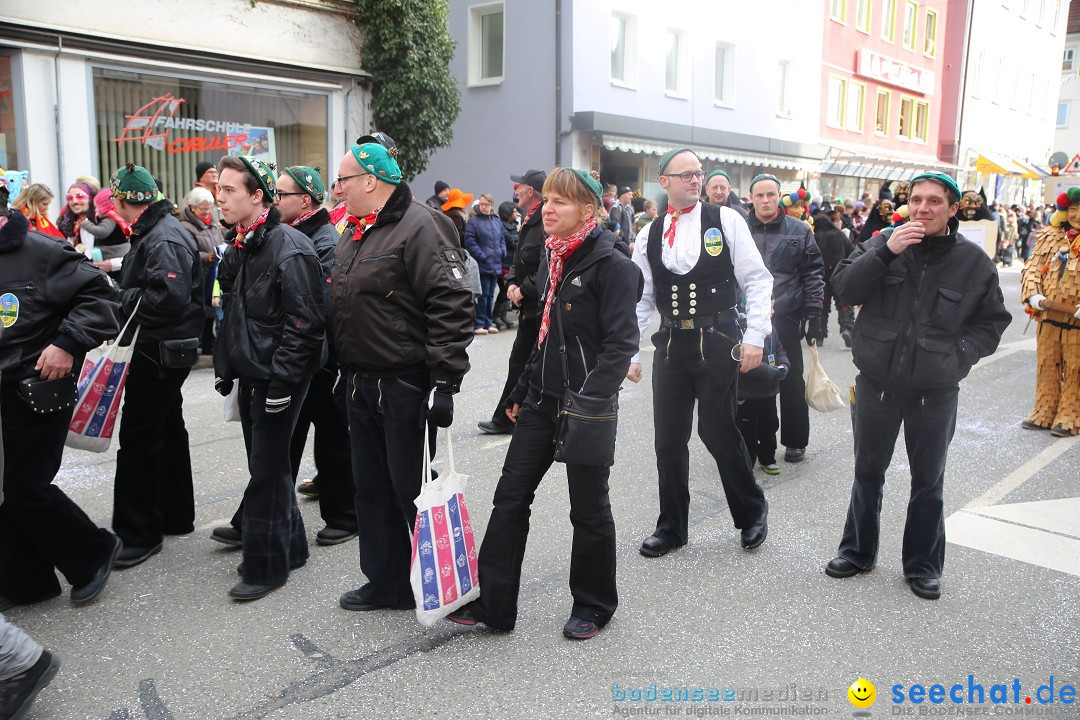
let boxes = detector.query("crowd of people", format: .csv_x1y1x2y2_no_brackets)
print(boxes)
5,130,1079,715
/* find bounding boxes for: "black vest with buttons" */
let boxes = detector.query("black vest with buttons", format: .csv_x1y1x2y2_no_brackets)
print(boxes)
646,202,738,327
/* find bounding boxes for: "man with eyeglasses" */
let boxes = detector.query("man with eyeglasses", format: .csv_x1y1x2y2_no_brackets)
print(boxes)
704,169,748,219
628,148,774,558
746,174,825,465
331,142,473,612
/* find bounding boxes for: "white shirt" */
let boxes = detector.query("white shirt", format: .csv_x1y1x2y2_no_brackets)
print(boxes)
631,202,773,363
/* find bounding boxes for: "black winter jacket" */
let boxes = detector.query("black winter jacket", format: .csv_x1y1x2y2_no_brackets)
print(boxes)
293,209,339,360
746,210,825,319
214,207,327,394
118,200,204,346
331,182,473,388
832,217,1012,394
506,202,544,318
811,214,853,285
510,227,643,405
0,211,120,386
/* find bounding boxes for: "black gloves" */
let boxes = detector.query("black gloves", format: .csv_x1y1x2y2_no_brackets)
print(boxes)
804,311,824,347
427,390,455,428
265,385,291,414
215,377,234,397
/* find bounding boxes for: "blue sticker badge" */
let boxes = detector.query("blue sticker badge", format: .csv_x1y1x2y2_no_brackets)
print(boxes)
0,293,19,328
704,227,724,256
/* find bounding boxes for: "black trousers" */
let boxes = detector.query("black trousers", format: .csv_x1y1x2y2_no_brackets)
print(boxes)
237,380,311,585
774,314,810,450
476,389,617,631
821,281,854,337
0,386,114,602
736,396,779,466
489,315,539,424
837,375,957,579
112,348,194,549
651,329,767,546
346,371,432,607
287,367,357,532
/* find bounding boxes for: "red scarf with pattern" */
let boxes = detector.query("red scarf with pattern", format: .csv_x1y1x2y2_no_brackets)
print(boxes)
664,203,697,247
346,206,383,241
537,218,596,350
234,206,271,248
290,208,320,228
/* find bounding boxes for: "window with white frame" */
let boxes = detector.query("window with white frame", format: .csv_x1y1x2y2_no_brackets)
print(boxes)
1064,47,1075,72
827,75,846,127
846,81,865,131
972,48,985,97
856,0,872,31
714,43,735,106
778,60,793,116
992,56,1004,103
882,0,897,41
467,3,504,86
875,89,890,135
913,100,929,141
903,1,918,50
610,13,638,86
924,9,938,56
899,96,913,138
1058,101,1069,127
830,0,847,22
665,29,687,96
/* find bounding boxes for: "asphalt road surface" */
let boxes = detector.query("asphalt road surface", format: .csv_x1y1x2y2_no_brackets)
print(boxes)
7,266,1078,719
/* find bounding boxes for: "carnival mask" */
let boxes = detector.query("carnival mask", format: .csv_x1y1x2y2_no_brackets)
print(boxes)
892,181,910,205
878,199,894,221
959,191,983,220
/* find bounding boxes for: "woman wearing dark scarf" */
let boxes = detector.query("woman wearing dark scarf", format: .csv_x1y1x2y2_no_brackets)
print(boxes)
56,181,97,245
448,167,643,640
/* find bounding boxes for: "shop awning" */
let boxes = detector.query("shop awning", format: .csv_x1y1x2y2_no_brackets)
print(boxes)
820,142,960,181
601,134,820,173
973,149,1043,179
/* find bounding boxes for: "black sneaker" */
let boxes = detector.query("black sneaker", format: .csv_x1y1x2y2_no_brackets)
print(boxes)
562,615,600,640
297,480,319,498
315,527,358,546
211,526,242,547
0,649,60,720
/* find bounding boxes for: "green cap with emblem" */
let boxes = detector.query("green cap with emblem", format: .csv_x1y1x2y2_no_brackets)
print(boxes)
350,143,402,185
237,155,277,200
909,172,961,203
283,166,326,204
110,162,157,204
749,173,781,192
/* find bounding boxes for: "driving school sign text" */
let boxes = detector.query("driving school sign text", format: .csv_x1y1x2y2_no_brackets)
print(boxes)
111,94,254,154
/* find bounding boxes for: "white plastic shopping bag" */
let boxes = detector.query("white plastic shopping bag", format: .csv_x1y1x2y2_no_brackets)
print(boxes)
805,344,846,413
223,383,240,422
410,427,480,627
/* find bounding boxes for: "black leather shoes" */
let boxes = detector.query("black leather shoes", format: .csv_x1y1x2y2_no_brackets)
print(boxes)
229,580,286,601
339,589,415,612
477,420,513,435
639,535,682,558
71,534,122,607
211,526,242,547
563,615,600,640
113,542,163,569
741,501,768,549
825,557,864,578
315,527,358,546
909,577,941,600
237,558,306,576
447,604,480,626
784,447,806,463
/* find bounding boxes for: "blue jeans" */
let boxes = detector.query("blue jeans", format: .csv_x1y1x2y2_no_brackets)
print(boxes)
837,374,958,579
476,273,498,329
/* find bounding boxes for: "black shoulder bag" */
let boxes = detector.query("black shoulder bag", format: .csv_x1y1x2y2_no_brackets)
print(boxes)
552,291,620,467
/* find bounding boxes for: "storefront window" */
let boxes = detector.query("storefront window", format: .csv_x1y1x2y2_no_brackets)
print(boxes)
93,67,329,204
0,55,20,172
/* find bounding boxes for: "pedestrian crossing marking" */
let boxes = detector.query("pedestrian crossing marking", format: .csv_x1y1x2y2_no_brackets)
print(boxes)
946,497,1080,577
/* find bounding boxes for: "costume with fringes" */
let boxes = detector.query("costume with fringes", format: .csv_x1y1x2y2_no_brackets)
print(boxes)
1021,221,1080,435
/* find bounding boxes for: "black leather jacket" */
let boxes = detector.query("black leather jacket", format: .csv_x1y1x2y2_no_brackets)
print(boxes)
214,207,327,394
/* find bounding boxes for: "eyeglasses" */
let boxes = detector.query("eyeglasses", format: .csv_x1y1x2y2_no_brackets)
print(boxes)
663,171,706,183
66,192,89,202
334,173,368,187
275,191,308,197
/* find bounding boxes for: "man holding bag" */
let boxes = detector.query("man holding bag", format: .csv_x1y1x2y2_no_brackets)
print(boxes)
826,173,1011,600
0,182,123,609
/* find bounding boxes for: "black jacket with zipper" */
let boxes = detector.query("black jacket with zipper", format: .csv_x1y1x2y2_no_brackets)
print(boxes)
0,211,120,386
746,210,825,320
293,209,339,364
118,199,204,346
831,217,1011,395
506,203,545,319
214,206,327,394
509,226,643,405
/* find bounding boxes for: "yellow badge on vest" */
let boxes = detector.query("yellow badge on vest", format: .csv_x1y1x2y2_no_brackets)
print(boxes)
0,293,19,328
704,227,723,256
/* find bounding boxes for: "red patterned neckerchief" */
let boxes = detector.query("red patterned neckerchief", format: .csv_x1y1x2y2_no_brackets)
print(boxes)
346,205,383,241
105,208,132,238
522,200,541,225
234,206,271,248
290,208,320,228
537,218,597,350
664,203,697,247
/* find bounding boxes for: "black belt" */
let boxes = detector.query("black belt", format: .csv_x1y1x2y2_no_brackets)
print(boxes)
660,312,729,331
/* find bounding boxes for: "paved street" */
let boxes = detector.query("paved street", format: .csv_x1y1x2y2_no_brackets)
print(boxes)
8,267,1079,719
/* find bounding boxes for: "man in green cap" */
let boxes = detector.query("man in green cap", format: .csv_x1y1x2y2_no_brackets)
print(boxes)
211,154,327,601
825,172,1011,600
110,162,205,571
276,165,358,545
332,141,473,612
704,169,747,219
